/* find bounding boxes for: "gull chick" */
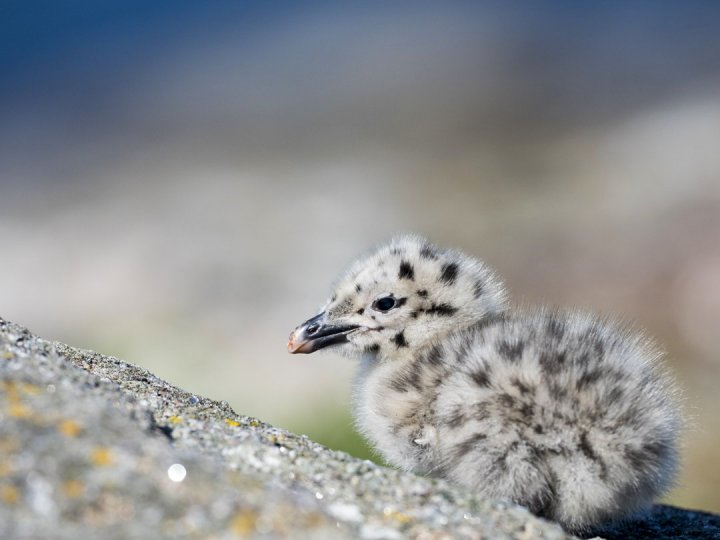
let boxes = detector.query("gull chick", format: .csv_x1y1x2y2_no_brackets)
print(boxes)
288,236,681,532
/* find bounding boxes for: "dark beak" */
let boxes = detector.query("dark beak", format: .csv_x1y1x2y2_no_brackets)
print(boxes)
288,312,359,354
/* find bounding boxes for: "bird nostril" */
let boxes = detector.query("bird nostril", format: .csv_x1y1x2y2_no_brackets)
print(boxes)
306,323,320,335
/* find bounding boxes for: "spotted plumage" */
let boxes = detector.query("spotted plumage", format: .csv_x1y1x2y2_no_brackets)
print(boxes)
288,235,681,533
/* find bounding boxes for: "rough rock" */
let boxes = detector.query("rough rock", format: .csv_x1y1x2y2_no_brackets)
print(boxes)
0,317,717,539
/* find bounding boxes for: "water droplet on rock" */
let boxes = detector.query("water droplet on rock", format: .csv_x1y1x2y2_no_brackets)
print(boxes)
168,463,187,482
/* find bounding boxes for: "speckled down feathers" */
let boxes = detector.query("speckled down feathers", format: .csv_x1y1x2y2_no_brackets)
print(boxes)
295,235,681,532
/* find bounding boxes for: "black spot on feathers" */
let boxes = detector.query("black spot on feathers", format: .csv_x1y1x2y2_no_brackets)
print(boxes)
440,262,459,285
389,369,422,393
446,406,468,429
453,433,487,459
393,331,408,348
498,340,524,362
580,431,608,479
473,280,484,298
420,245,439,260
470,369,491,387
426,303,458,316
425,344,444,366
546,316,565,339
399,260,415,281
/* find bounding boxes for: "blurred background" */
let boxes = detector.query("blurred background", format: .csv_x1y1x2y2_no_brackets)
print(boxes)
1,1,719,512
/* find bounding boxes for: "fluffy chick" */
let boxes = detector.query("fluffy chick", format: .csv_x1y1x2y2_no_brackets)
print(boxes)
288,235,681,532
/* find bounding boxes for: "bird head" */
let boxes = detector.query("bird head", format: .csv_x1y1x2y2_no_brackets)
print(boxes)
288,235,508,360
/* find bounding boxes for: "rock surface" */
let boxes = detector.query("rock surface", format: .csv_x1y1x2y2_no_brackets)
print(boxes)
0,317,717,539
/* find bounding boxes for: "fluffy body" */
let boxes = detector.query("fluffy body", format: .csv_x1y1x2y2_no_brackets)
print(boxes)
291,235,681,532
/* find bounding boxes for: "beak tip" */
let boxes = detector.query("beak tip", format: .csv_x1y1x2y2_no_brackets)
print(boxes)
288,312,355,354
287,330,306,354
288,343,309,354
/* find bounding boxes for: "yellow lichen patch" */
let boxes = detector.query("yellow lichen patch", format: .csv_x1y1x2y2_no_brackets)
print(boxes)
3,383,36,420
248,419,261,428
58,419,82,437
90,447,114,466
168,415,183,424
0,462,11,477
1,350,13,359
224,418,240,427
7,402,31,419
0,484,19,504
3,381,20,401
301,511,326,528
230,509,258,536
266,432,286,445
62,480,85,498
19,382,41,395
383,508,412,524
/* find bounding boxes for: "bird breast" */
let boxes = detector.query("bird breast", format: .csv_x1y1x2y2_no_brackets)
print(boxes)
353,354,441,473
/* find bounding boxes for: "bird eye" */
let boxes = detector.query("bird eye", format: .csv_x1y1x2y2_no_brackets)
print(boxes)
372,296,396,312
